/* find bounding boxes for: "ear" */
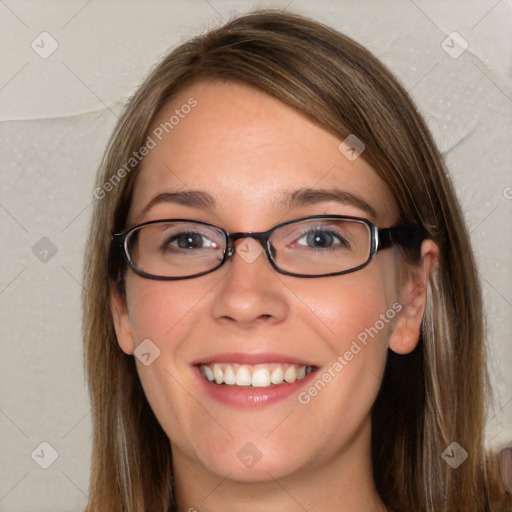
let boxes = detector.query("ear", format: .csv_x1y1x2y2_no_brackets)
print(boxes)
110,281,136,355
389,239,439,355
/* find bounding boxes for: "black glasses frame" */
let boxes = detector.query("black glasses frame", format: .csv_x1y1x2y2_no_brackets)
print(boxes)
110,214,426,280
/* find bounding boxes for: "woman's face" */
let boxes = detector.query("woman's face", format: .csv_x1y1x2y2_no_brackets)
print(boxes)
112,80,416,484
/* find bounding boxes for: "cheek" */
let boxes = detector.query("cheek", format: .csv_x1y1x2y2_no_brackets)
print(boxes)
123,277,214,447
286,257,400,416
124,278,208,413
288,265,399,444
125,276,209,343
285,257,399,357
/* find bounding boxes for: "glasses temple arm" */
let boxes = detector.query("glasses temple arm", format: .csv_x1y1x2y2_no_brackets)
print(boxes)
377,225,428,251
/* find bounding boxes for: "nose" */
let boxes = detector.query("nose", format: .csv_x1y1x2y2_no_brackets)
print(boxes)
211,238,289,328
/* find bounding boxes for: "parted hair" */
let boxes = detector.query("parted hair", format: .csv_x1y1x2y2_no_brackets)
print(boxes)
82,9,507,511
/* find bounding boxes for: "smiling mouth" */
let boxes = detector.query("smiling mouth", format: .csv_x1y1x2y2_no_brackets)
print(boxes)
197,362,317,387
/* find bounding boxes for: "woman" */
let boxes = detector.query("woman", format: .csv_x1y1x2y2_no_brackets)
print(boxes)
83,9,508,511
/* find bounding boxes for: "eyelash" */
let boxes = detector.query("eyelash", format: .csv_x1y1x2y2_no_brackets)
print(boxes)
289,226,351,251
160,230,217,252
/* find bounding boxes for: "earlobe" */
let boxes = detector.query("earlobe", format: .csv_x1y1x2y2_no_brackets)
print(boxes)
388,239,439,355
110,282,136,355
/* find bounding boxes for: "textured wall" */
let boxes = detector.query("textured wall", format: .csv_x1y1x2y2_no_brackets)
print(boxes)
1,1,511,510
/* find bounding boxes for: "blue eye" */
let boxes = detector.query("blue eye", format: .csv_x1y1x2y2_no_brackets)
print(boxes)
297,228,350,249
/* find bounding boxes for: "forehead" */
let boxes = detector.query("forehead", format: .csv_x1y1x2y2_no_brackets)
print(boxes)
128,80,398,228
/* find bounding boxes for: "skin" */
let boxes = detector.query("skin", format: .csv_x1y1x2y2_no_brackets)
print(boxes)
111,80,438,511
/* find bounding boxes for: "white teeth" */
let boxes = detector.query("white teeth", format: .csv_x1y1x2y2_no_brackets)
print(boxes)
252,368,271,387
270,366,284,384
202,365,214,382
213,363,223,384
284,365,297,383
235,366,252,386
198,362,313,387
223,365,236,385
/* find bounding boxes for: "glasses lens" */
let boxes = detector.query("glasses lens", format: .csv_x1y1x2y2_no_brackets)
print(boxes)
126,221,226,278
270,217,372,275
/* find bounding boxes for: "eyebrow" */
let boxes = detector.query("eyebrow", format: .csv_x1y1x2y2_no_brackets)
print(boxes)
285,188,377,218
142,187,377,218
142,190,216,214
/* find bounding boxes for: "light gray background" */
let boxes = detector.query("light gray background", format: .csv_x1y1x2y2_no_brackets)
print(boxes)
1,1,511,510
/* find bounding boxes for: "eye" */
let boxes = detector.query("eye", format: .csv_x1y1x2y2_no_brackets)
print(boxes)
164,231,218,251
297,228,349,249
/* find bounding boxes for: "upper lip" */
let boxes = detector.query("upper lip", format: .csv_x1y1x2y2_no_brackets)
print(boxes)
192,352,318,367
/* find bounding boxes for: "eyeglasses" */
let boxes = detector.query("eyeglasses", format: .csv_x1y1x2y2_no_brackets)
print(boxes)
110,215,426,280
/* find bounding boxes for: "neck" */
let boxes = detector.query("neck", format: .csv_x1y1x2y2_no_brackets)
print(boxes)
171,421,388,512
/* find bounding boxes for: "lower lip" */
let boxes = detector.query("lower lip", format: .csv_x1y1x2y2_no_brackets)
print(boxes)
194,366,318,407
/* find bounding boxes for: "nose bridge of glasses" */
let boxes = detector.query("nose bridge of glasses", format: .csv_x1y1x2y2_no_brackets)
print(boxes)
226,231,270,257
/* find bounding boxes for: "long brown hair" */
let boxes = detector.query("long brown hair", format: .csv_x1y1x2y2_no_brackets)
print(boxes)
82,9,507,511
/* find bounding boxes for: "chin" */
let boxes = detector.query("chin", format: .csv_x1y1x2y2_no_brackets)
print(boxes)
197,444,309,483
